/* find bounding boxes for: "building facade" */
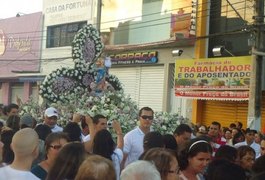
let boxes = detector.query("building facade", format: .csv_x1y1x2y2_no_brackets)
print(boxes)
0,12,43,104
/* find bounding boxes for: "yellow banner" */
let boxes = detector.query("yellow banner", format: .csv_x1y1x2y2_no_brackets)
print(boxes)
175,56,251,90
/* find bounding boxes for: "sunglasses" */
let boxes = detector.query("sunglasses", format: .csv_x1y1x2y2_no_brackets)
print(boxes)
49,145,62,150
141,115,153,120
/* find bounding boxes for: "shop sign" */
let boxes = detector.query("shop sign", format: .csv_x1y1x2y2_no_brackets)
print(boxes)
44,0,93,25
175,56,251,100
110,51,158,65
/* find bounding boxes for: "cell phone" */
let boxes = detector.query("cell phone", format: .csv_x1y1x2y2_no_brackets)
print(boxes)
107,120,112,128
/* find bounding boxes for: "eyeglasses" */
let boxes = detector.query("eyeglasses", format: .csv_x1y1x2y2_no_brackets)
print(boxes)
141,115,153,120
167,167,180,174
49,145,62,150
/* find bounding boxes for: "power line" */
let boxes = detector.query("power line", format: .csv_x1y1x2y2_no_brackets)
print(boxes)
0,1,253,60
1,2,251,45
1,1,252,37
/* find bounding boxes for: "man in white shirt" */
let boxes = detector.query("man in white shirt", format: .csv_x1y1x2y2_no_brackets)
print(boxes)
234,128,260,158
43,107,63,132
122,107,154,168
0,128,40,179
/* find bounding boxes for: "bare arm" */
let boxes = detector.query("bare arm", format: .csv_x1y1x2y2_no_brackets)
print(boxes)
72,113,81,123
120,153,128,171
112,120,123,149
84,115,94,153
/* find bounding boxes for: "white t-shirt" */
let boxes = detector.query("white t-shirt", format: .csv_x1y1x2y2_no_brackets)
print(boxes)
123,127,145,167
0,165,40,180
81,134,90,142
111,148,123,180
51,124,63,132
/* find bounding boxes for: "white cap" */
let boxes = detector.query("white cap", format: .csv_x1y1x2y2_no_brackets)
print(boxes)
45,107,59,117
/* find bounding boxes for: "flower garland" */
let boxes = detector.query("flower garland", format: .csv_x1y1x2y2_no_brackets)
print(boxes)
39,67,85,102
39,65,123,103
72,24,104,68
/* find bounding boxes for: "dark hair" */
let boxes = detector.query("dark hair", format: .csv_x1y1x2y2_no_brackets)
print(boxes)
93,114,106,124
232,128,245,145
6,115,20,132
211,121,221,129
206,159,246,180
142,148,177,180
179,138,212,170
46,142,87,180
229,123,236,129
6,103,19,113
174,124,192,135
93,129,115,160
236,121,243,129
143,131,164,152
0,121,3,128
81,117,88,129
245,128,256,134
45,132,70,155
1,130,15,164
138,107,154,116
237,145,255,160
63,122,82,142
215,145,237,162
252,155,265,174
163,134,178,152
34,124,52,141
232,131,245,145
2,106,8,116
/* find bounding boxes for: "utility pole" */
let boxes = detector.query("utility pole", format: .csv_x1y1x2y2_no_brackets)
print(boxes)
96,0,102,32
247,0,265,129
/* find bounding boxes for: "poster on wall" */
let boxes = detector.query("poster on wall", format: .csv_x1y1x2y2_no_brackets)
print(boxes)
175,56,251,100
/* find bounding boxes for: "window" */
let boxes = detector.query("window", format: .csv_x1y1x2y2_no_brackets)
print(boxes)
46,21,87,48
11,83,24,104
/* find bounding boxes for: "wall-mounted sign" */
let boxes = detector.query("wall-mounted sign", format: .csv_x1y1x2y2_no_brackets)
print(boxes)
110,51,158,65
0,12,42,76
175,56,251,100
44,0,94,25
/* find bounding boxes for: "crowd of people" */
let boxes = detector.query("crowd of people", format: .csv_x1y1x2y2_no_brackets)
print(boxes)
0,103,265,180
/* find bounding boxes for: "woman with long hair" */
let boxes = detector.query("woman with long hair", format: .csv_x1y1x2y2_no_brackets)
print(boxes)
86,116,123,180
46,142,88,180
178,138,213,180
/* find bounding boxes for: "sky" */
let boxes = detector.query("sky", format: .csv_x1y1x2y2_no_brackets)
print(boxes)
0,0,42,19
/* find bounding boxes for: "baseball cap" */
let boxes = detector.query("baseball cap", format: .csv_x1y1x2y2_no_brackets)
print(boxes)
45,107,59,118
20,113,34,127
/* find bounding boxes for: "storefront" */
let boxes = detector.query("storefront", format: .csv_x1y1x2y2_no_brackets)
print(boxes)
108,46,195,113
108,50,166,112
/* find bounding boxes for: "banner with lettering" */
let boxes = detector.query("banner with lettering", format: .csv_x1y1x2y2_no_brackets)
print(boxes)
175,56,251,100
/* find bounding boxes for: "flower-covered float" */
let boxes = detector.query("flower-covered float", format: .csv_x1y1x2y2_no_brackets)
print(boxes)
20,24,188,134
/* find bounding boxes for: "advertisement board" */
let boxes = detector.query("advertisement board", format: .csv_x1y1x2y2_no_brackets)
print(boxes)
175,56,251,100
